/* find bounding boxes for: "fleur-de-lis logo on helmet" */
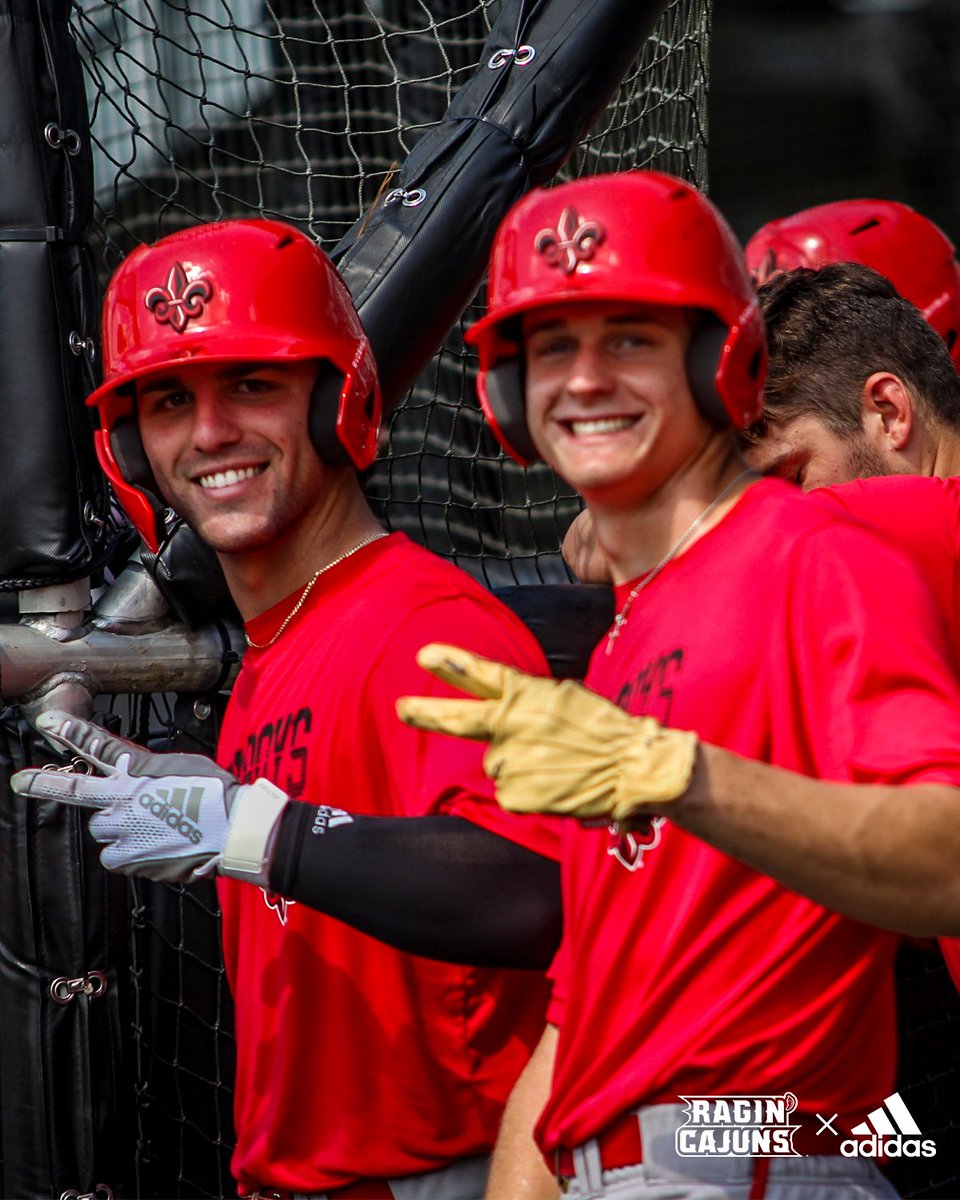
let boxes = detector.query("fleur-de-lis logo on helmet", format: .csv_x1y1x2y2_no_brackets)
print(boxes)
144,262,213,333
535,206,606,275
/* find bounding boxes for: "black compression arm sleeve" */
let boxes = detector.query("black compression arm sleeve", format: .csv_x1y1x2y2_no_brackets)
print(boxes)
266,805,562,970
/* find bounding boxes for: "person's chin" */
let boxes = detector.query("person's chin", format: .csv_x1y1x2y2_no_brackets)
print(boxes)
192,514,275,556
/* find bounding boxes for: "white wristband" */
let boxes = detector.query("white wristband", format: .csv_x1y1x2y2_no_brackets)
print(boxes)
220,777,290,884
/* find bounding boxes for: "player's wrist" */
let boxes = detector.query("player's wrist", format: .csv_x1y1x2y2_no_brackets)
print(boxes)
220,777,291,886
613,725,699,825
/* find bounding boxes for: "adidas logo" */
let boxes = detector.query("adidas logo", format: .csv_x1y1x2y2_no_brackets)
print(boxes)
839,1092,936,1159
310,805,354,837
140,785,205,846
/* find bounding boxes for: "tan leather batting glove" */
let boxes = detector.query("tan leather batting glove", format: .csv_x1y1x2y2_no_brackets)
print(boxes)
397,643,698,829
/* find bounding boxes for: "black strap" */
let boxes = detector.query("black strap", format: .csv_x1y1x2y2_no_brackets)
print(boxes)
0,226,82,242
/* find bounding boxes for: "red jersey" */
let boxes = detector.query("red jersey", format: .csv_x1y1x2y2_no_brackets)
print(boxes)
537,477,960,1154
813,473,960,994
217,533,559,1193
814,474,960,646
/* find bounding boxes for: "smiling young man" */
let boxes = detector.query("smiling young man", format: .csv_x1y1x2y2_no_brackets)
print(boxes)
13,220,568,1200
395,172,960,1200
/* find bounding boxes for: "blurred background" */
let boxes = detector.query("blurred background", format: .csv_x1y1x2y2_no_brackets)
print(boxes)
709,0,960,245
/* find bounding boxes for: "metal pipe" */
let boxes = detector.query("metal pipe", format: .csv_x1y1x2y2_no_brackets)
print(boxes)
0,618,244,705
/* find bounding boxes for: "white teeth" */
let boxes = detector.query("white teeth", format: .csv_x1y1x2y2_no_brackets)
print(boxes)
198,466,263,489
570,417,634,436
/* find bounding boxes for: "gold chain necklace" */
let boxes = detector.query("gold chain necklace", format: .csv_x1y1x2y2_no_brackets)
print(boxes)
605,469,756,656
245,532,390,650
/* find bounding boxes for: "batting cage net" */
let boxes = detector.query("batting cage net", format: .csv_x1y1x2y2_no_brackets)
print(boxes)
0,1,954,1197
73,0,709,588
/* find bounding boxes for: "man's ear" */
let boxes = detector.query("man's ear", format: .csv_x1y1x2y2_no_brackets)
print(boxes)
860,371,914,451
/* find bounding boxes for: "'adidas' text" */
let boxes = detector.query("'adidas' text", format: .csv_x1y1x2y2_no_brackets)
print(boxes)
140,787,205,846
838,1092,935,1159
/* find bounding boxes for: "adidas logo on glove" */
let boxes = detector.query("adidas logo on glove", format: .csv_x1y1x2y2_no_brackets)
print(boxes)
141,786,205,845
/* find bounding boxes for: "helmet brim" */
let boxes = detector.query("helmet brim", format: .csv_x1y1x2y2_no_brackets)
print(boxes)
87,332,331,416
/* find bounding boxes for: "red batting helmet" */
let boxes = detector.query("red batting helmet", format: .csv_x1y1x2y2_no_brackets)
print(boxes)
745,199,960,368
465,170,767,465
87,219,381,551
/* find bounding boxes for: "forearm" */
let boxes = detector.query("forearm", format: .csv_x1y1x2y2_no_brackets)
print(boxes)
396,642,960,935
486,1024,560,1200
267,807,562,968
675,744,960,936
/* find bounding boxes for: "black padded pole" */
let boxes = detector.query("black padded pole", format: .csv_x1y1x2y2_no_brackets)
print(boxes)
0,7,131,1197
0,0,109,589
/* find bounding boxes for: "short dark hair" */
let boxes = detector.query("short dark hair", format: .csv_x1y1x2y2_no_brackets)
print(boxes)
742,262,960,445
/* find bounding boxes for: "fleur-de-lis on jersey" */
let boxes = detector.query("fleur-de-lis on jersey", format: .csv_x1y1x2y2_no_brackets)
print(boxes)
535,206,605,275
144,262,213,333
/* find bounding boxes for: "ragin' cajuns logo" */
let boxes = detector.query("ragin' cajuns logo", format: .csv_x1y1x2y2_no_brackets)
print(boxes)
535,206,605,275
144,262,213,333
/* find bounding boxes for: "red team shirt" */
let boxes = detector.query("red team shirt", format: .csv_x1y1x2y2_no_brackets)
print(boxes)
537,477,960,1156
216,534,559,1193
814,473,960,993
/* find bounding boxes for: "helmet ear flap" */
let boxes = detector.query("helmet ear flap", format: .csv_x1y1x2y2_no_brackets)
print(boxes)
308,358,381,470
111,415,165,500
308,360,353,467
685,319,731,428
482,360,539,466
99,415,166,552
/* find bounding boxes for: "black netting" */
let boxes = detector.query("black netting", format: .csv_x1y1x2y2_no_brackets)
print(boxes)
72,0,709,587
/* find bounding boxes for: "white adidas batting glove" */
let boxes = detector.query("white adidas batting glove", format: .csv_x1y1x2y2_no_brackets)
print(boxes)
11,710,289,885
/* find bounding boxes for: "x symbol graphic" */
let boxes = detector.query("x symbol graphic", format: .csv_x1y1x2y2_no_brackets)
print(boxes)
815,1113,839,1137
